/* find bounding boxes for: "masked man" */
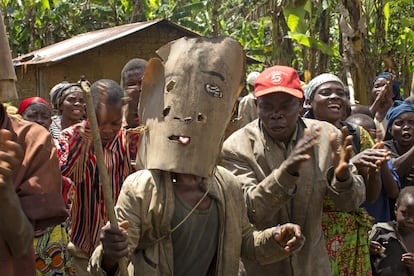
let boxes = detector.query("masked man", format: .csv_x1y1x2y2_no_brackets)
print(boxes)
89,37,305,276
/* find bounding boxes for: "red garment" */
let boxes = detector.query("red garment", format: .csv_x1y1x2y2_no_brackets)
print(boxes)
62,176,73,205
0,112,67,275
17,96,51,114
57,120,139,255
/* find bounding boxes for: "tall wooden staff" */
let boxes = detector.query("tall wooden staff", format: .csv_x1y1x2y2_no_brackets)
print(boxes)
0,13,19,182
79,79,128,276
0,12,18,101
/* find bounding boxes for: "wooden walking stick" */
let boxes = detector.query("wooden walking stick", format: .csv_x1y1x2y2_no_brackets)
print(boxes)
0,12,18,102
0,12,19,181
79,79,129,276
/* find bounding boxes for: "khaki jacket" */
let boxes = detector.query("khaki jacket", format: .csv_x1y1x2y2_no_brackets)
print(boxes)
221,118,366,276
89,167,294,275
237,93,258,129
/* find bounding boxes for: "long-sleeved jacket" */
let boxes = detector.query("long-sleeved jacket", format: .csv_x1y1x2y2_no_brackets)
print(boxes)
221,118,366,276
0,113,68,275
89,166,295,275
237,93,258,129
0,175,34,276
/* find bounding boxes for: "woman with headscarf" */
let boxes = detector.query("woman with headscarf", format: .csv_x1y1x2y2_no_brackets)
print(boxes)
18,96,52,129
384,100,414,188
17,96,73,275
49,81,85,139
304,73,396,275
18,96,74,203
370,72,403,140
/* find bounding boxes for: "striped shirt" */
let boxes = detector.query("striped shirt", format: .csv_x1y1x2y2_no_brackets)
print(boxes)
49,114,62,139
57,120,139,255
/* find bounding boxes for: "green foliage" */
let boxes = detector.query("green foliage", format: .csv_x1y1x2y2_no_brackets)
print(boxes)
389,0,414,94
2,0,412,96
284,4,307,34
1,0,135,56
383,2,390,36
288,32,338,57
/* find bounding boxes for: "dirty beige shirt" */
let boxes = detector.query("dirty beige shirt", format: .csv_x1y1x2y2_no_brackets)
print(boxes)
89,167,296,275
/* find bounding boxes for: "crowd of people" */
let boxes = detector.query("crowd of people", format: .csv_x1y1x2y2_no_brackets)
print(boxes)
1,35,414,276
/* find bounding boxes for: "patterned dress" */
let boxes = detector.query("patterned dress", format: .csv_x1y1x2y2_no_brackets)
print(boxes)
33,225,73,275
322,125,374,276
57,121,139,256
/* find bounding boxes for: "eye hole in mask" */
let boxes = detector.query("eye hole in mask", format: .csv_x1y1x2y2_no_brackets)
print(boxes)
166,80,176,93
205,84,222,98
197,113,206,122
163,106,171,117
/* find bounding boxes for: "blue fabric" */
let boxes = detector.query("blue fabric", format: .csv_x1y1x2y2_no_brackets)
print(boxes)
374,72,403,101
361,160,400,223
362,183,390,223
385,100,414,130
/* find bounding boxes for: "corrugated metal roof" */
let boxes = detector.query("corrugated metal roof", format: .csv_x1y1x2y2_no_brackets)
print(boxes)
13,18,260,66
13,19,197,66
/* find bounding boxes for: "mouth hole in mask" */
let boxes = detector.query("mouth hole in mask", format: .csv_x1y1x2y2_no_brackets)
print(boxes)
197,113,206,122
205,84,222,98
163,106,171,117
168,135,191,145
166,80,176,93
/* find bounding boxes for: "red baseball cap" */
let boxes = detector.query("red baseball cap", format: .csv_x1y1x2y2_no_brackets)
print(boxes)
254,65,303,99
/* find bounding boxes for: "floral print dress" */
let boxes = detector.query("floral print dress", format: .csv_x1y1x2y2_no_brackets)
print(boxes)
322,125,374,276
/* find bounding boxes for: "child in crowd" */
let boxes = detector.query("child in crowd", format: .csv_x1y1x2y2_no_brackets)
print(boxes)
346,113,399,223
369,186,414,275
57,79,139,274
346,113,377,142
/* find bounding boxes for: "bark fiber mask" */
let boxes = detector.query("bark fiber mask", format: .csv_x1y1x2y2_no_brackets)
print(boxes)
137,37,245,177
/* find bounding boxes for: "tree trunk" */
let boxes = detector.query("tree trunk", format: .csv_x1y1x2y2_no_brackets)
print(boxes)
269,0,294,66
340,0,373,105
211,0,220,36
374,0,386,73
317,9,330,74
130,0,144,23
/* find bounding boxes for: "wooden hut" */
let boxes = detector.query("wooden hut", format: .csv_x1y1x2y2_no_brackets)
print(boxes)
13,19,200,102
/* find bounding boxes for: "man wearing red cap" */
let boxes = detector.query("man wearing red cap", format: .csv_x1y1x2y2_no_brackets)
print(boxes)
221,65,365,275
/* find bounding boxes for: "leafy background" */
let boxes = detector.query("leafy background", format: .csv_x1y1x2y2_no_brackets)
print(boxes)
1,0,413,104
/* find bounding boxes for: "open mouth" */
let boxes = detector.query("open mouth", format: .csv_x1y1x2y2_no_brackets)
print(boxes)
327,103,341,111
72,108,83,113
269,124,287,133
169,135,191,145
